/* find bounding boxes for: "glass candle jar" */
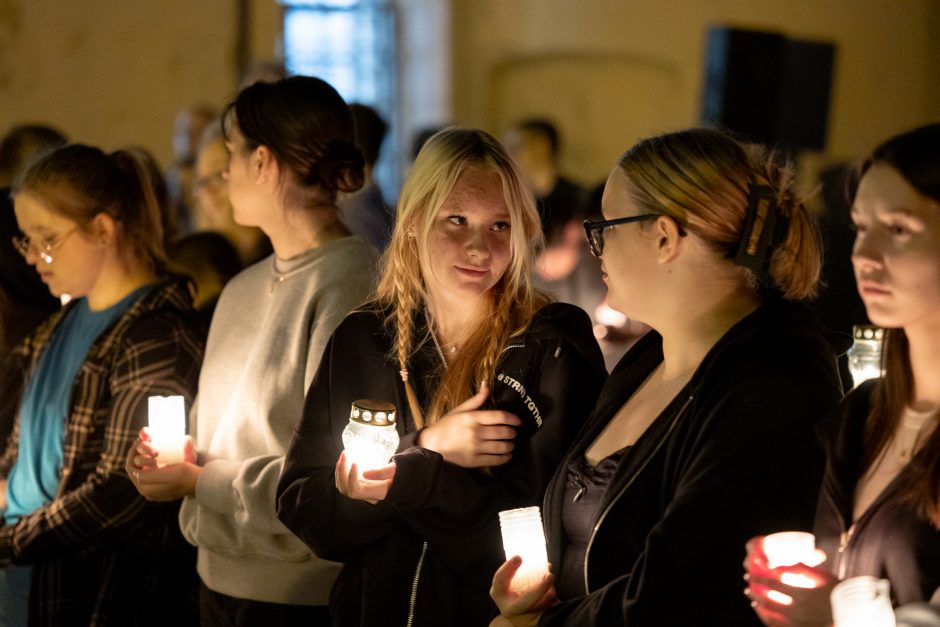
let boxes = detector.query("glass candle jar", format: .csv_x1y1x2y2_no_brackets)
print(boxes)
342,399,399,471
847,325,884,388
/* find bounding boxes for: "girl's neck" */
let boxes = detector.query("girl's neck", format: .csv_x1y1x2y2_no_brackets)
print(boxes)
426,293,487,348
265,203,348,260
657,287,760,379
87,261,156,311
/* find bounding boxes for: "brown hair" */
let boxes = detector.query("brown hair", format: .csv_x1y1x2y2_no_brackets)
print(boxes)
617,127,822,300
223,75,365,210
375,127,549,426
12,144,167,274
857,123,940,525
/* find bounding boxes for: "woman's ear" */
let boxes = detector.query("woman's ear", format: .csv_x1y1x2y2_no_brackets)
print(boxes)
654,215,684,264
254,145,279,188
90,212,117,248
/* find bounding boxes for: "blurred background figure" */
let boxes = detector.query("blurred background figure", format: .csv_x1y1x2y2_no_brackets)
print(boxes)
167,103,216,236
505,119,615,361
167,231,243,331
0,124,66,352
0,124,67,456
338,103,395,251
192,123,271,266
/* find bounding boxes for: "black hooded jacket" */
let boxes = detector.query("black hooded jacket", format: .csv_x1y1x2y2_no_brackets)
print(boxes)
814,380,940,606
277,302,606,627
539,299,847,627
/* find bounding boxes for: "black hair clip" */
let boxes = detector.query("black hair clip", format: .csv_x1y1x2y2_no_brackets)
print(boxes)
733,183,780,271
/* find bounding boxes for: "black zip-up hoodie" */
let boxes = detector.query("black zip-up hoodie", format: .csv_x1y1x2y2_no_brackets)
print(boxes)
539,298,847,627
814,379,940,606
277,302,606,627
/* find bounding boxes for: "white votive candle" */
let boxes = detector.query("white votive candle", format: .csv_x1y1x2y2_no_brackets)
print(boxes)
499,506,550,593
831,576,896,627
147,395,187,466
762,532,826,605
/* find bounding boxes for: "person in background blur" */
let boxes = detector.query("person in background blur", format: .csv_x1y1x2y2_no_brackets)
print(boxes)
167,104,216,235
339,103,395,251
0,124,67,457
167,231,243,330
191,124,271,266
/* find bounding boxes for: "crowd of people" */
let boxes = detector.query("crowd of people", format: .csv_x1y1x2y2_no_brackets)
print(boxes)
0,71,938,627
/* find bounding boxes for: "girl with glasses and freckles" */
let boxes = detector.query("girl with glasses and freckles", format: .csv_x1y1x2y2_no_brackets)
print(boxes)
275,128,607,627
489,128,847,627
0,144,205,626
745,125,940,626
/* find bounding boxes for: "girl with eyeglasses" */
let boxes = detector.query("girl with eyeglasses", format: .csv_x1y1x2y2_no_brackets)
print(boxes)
0,144,205,626
489,128,847,626
745,125,940,626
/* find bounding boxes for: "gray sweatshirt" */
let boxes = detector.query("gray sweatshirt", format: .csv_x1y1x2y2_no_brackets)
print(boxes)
179,235,375,605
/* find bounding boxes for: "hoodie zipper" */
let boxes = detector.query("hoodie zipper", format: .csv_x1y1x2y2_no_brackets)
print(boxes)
405,541,429,627
582,394,694,593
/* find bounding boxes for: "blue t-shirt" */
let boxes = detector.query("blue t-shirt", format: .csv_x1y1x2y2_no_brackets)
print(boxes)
4,287,151,524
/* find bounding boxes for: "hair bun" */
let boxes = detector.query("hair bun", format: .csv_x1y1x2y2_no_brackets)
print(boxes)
308,140,365,193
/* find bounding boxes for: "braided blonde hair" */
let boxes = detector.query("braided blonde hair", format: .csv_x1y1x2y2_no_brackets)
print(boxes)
375,128,549,426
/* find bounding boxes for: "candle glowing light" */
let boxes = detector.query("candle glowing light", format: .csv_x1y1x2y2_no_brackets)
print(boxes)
341,400,400,472
147,395,187,466
847,325,884,387
762,532,826,605
831,576,896,627
499,506,549,593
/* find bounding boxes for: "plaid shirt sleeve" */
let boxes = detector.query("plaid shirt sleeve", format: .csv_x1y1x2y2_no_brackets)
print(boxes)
0,303,204,566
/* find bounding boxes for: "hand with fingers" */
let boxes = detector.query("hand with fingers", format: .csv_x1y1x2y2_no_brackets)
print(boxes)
125,426,202,501
418,381,522,468
334,450,396,504
744,536,838,627
489,555,558,627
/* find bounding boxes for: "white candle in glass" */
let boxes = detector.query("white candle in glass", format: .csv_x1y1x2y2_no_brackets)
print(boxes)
499,506,549,593
762,532,826,605
147,395,187,466
831,576,896,627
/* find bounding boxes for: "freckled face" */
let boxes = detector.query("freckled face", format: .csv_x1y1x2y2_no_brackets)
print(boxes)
422,166,513,309
851,163,940,330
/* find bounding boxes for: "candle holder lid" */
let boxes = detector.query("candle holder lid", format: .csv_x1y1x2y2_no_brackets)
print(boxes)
350,399,397,426
852,325,884,341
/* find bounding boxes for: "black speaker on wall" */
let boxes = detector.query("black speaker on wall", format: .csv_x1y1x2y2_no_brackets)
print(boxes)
701,26,836,152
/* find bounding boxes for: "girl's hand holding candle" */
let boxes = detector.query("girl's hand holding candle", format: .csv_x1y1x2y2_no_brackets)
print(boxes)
147,395,187,466
744,534,838,627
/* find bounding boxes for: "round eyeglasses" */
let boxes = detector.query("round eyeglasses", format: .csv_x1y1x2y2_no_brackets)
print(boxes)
582,214,659,258
12,226,79,264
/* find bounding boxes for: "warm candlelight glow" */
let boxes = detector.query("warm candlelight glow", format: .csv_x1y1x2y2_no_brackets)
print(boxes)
847,325,884,387
762,532,826,605
831,576,896,627
147,395,186,466
499,506,549,593
341,400,400,472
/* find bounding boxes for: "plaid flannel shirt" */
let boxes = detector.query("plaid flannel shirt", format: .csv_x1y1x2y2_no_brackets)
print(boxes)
0,276,205,626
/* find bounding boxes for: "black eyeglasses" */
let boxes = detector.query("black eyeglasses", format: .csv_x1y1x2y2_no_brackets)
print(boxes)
583,215,659,257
